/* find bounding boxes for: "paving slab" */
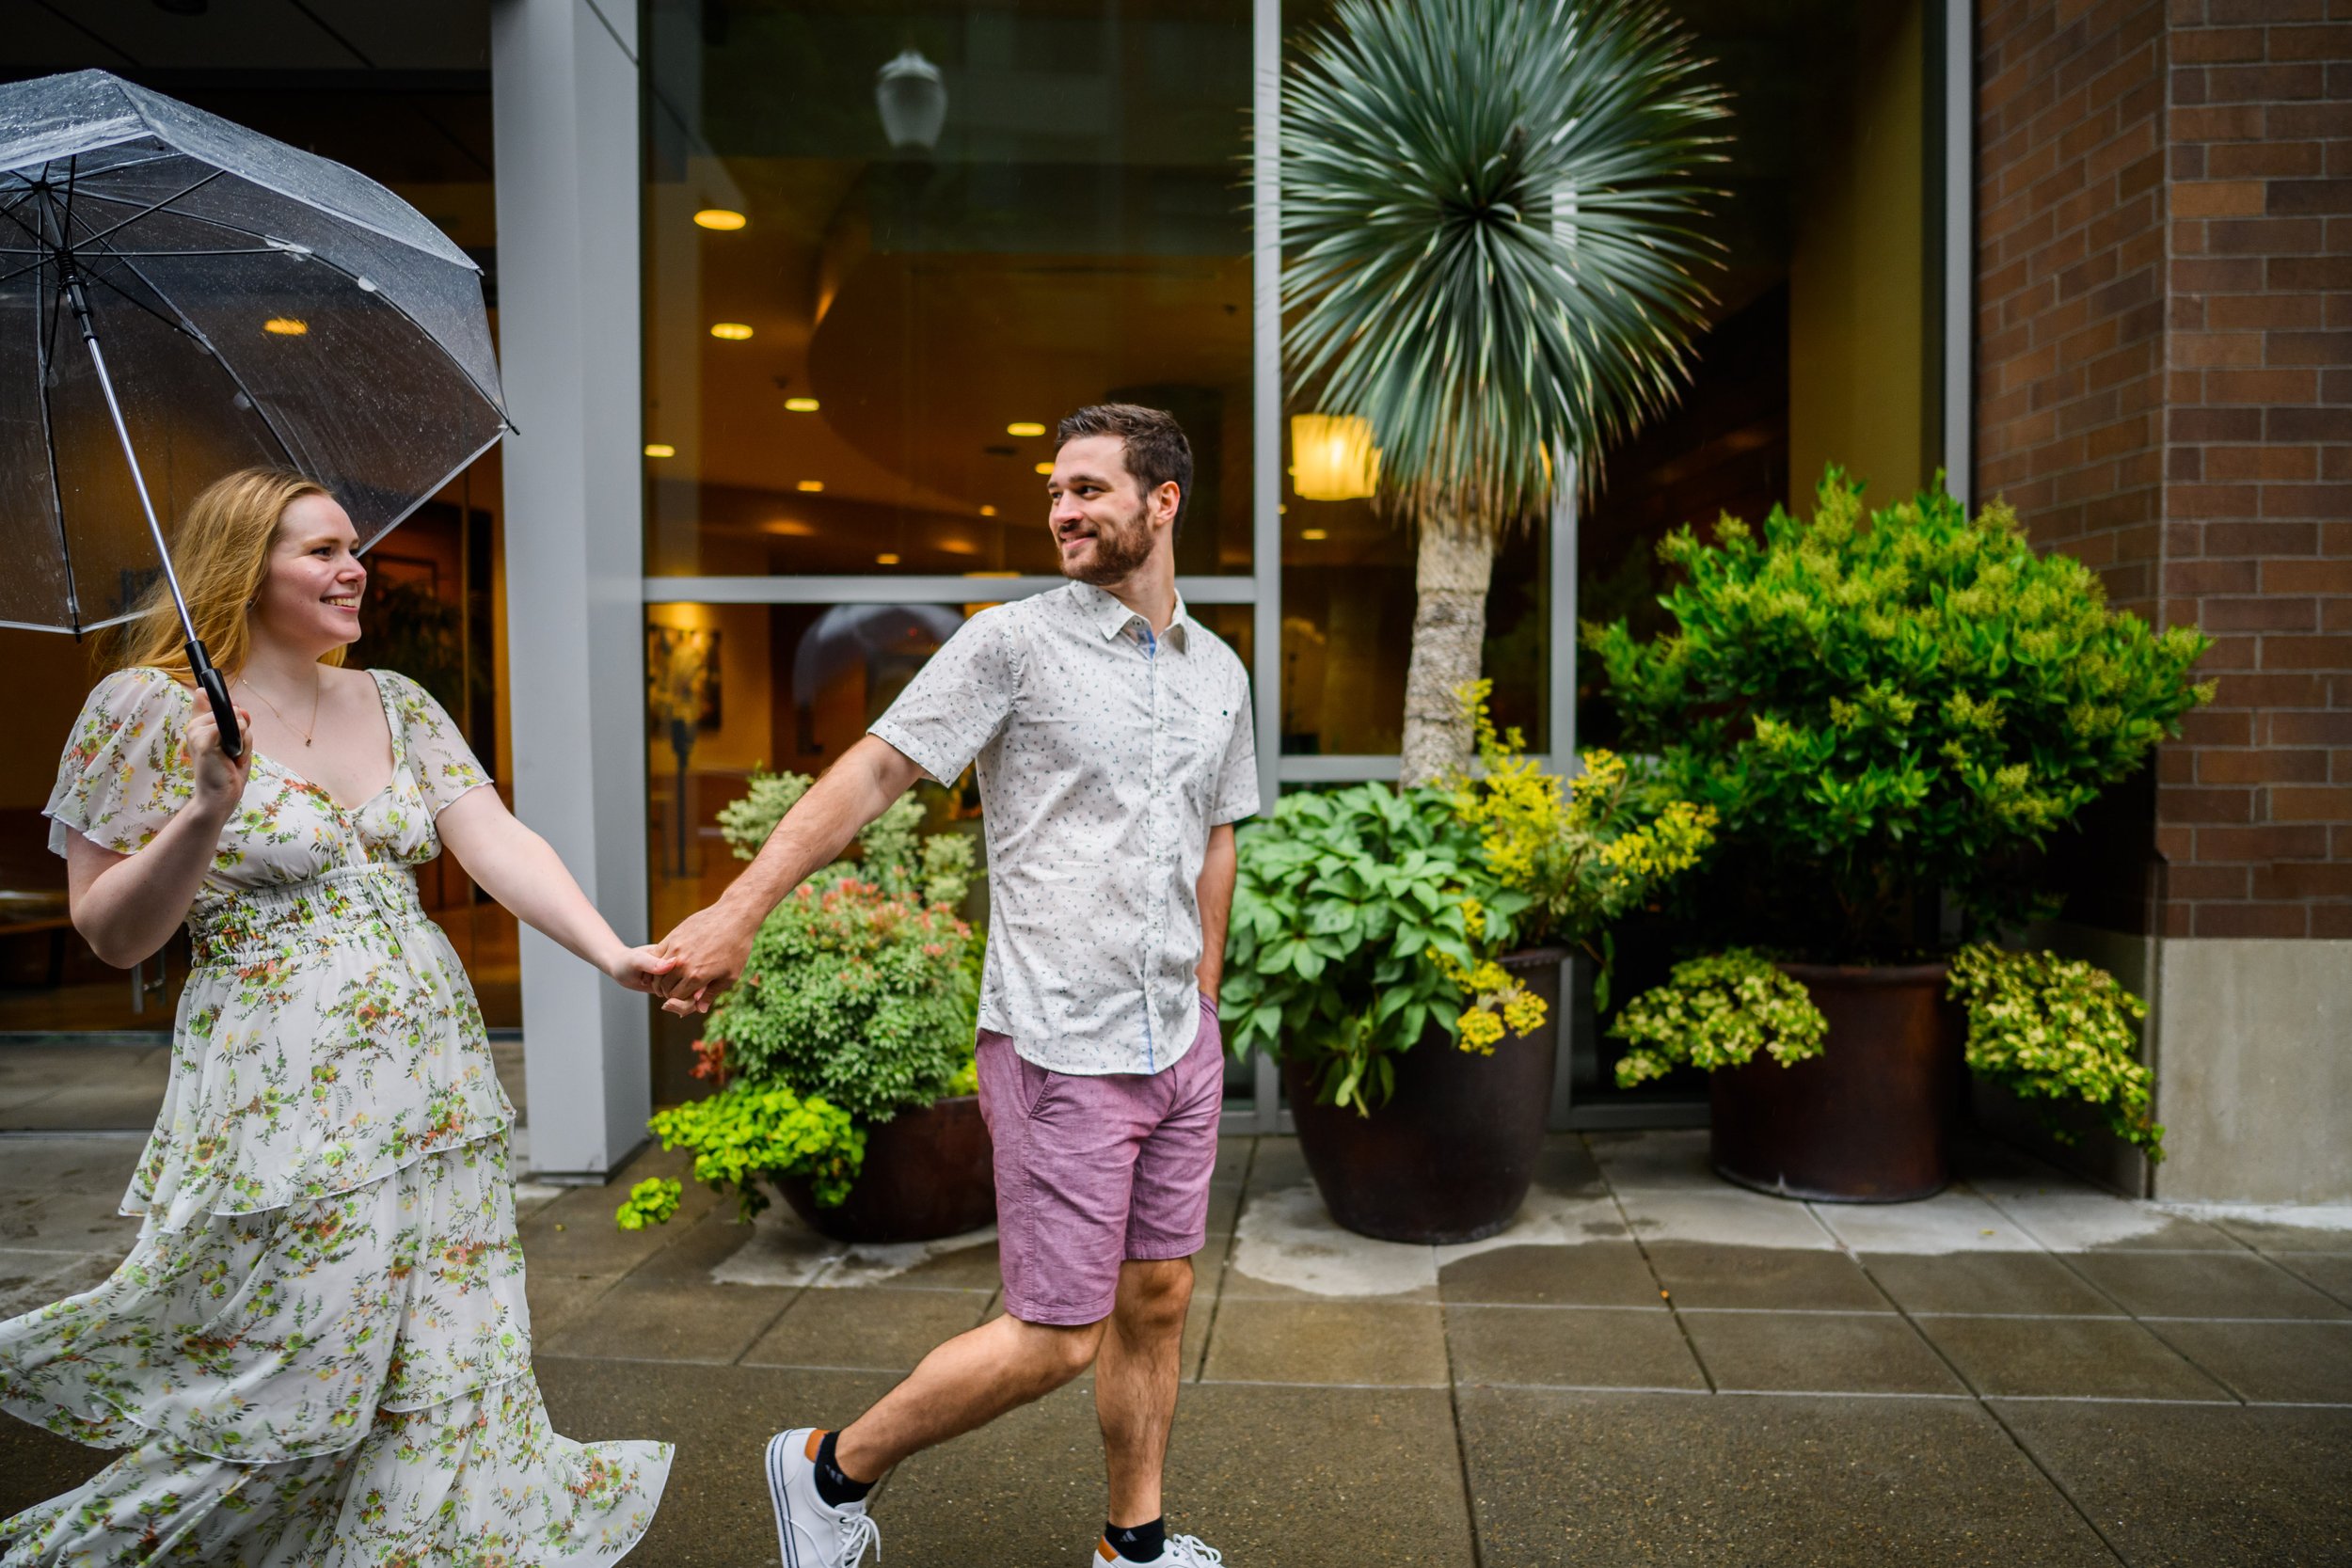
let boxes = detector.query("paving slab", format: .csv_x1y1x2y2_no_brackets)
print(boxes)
535,1356,898,1568
1915,1314,2233,1402
1680,1310,1967,1396
2067,1249,2352,1321
1809,1189,2042,1254
2141,1319,2352,1404
1864,1250,2122,1315
744,1285,993,1372
882,1378,1478,1566
2193,1207,2352,1255
1587,1128,1717,1192
524,1267,626,1342
1446,1304,1707,1390
538,1278,797,1365
1615,1189,1838,1249
1240,1136,1309,1197
1437,1241,1661,1307
1972,1183,2240,1251
1997,1400,2352,1568
1643,1240,1888,1310
2275,1253,2352,1307
0,1420,110,1523
0,1133,145,1192
1457,1386,2117,1567
0,1183,142,1251
1533,1132,1608,1195
1200,1297,1448,1386
0,1082,165,1132
1225,1181,1439,1301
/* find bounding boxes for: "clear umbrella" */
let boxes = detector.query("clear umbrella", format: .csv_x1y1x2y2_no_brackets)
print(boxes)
0,69,511,752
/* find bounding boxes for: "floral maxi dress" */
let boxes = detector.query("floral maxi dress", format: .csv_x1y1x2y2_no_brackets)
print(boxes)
0,667,670,1566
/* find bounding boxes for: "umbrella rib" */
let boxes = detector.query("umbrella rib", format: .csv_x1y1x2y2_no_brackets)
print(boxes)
53,167,227,255
103,246,312,476
32,255,82,633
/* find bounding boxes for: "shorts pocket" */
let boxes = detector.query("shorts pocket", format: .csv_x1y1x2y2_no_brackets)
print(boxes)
1018,1052,1058,1119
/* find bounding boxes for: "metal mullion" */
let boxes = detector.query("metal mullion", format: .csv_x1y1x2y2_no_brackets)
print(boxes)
641,575,1259,606
1248,0,1286,1135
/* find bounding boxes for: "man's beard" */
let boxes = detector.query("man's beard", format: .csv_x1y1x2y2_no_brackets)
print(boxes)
1056,499,1157,586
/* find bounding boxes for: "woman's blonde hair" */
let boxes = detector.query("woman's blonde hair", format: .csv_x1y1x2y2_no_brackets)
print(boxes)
113,467,347,681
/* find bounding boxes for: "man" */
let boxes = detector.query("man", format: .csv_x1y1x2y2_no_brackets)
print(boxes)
654,404,1257,1568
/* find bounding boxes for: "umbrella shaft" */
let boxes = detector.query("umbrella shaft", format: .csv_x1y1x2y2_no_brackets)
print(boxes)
64,277,198,647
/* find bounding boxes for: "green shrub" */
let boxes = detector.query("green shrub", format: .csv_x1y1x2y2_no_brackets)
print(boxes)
1947,943,2162,1157
1224,783,1536,1114
1585,469,2212,958
1608,950,1828,1087
638,1083,866,1220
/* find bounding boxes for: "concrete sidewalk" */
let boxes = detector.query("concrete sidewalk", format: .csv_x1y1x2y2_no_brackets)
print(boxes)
3,1109,2348,1564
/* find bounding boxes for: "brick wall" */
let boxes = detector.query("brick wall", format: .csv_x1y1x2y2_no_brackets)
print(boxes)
1977,0,2352,941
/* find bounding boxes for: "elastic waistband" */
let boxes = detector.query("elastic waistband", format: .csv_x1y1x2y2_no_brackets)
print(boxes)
189,863,427,968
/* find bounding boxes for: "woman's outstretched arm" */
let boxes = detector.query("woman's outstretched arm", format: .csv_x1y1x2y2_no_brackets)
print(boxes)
65,702,249,969
434,787,674,992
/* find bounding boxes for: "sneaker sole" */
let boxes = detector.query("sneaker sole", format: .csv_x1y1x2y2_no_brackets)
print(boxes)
767,1430,803,1568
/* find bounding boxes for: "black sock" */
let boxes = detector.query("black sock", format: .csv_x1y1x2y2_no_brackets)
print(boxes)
812,1430,872,1510
1105,1518,1166,1562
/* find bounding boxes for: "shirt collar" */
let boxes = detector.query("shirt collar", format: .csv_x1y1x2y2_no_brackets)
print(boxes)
1071,580,1191,651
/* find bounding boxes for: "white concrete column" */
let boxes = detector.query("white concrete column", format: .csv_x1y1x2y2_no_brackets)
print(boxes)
490,0,651,1180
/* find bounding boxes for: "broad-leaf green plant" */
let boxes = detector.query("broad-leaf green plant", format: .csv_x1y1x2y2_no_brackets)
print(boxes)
1282,0,1725,783
1223,784,1536,1114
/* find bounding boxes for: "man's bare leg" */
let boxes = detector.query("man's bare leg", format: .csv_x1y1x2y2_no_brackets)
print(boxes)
1097,1258,1195,1528
833,1312,1106,1481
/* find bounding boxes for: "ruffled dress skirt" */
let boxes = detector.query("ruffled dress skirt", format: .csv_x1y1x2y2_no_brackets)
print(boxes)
0,865,670,1565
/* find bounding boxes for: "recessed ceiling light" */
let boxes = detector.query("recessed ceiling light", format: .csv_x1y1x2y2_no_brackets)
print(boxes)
263,317,308,335
763,518,815,536
644,442,676,458
1300,528,1328,541
978,504,998,517
875,552,900,565
965,570,1022,579
1034,462,1054,475
797,480,824,492
1006,421,1046,437
693,208,747,230
940,538,979,555
709,322,754,341
784,396,820,412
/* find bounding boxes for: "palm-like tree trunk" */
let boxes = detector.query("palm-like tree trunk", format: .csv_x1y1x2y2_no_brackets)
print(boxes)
1398,510,1494,785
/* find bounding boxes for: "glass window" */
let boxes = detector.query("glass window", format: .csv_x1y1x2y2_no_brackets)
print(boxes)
643,0,1257,579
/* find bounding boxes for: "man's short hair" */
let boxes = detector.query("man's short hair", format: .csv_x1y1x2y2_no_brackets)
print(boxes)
1057,404,1193,531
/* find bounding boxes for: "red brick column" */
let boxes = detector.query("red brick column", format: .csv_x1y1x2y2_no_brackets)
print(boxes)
1977,0,2351,941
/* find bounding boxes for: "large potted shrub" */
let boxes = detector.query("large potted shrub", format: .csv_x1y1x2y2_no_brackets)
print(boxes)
1223,746,1710,1243
1585,472,2211,1199
616,774,991,1243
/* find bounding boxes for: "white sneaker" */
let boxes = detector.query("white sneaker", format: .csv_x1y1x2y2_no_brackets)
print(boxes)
767,1428,882,1567
1091,1533,1227,1566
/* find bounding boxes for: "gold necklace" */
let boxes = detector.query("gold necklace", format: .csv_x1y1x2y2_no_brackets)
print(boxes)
237,673,321,746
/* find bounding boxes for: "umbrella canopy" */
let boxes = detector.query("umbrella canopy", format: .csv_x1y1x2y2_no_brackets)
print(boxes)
0,69,510,637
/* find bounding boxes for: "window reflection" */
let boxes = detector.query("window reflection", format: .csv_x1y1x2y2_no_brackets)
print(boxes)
643,0,1256,578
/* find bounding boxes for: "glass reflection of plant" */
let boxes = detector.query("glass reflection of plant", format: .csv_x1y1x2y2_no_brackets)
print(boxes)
1280,0,1726,785
647,626,719,874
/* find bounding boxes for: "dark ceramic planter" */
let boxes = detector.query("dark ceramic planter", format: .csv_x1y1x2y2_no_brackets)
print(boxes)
773,1093,995,1243
1286,947,1565,1244
1709,961,1963,1204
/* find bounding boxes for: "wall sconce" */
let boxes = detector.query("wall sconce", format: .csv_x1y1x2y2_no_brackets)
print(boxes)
1289,414,1380,501
877,51,948,153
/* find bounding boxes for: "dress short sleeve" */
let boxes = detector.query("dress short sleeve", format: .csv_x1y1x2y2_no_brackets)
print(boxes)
377,671,493,817
45,667,194,857
868,607,1023,786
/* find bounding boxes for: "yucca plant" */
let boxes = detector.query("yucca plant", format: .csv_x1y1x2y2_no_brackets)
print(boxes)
1281,0,1727,783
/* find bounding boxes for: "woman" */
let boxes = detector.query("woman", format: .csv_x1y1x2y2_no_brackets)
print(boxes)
0,468,673,1564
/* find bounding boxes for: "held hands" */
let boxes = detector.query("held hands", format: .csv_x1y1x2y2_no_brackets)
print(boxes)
649,899,758,1016
604,943,680,995
184,704,253,817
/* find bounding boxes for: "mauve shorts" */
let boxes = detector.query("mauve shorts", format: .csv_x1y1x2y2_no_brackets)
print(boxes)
975,992,1226,1326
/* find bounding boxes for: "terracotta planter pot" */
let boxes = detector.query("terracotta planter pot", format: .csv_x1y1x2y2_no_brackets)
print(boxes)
1708,961,1963,1204
773,1094,995,1243
1286,947,1565,1244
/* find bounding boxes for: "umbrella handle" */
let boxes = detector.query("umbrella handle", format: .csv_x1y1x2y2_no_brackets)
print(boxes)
185,641,243,760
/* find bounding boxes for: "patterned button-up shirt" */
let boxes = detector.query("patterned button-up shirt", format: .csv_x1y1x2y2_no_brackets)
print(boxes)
870,581,1259,1076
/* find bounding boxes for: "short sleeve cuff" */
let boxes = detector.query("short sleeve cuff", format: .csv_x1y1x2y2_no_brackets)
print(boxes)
868,720,961,788
1211,793,1261,827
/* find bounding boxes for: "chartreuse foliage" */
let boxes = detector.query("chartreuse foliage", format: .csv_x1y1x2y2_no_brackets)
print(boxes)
619,770,981,1229
1448,680,1715,1008
1224,784,1537,1115
1608,950,1828,1086
1586,470,2213,957
1948,944,2162,1156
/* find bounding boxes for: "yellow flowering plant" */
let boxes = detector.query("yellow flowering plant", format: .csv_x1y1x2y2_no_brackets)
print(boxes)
1448,680,1716,1012
1947,943,2162,1156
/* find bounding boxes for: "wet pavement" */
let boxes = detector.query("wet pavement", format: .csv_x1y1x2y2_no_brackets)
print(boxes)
2,1051,2348,1565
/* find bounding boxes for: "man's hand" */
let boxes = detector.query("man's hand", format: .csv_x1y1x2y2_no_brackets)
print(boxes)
655,899,760,1015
